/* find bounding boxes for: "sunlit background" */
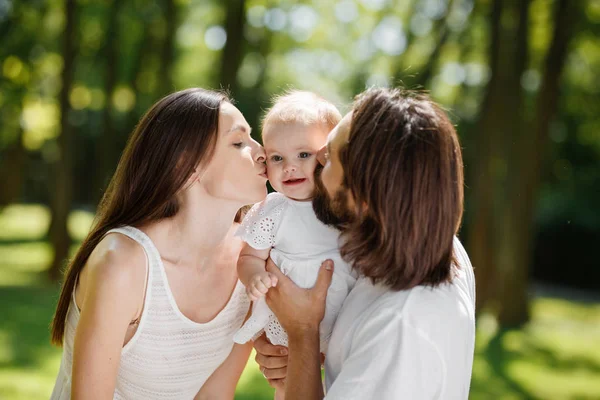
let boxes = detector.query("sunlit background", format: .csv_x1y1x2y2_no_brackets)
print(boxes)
1,0,599,398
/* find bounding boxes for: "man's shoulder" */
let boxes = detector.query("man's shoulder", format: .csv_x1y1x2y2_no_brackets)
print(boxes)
353,273,474,333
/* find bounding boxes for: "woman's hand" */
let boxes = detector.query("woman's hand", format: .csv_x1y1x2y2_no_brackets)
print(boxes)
253,333,288,391
265,258,334,335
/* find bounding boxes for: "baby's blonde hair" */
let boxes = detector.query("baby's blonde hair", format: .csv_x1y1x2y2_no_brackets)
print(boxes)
262,90,342,132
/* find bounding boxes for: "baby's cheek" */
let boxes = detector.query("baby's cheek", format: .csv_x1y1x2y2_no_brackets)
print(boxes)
266,165,283,191
265,164,276,181
304,158,319,175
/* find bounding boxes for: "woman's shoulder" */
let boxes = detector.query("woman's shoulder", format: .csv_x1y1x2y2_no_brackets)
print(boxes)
78,232,148,309
90,233,146,276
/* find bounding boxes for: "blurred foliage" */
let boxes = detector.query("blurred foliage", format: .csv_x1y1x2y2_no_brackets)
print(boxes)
0,0,599,396
0,2,594,175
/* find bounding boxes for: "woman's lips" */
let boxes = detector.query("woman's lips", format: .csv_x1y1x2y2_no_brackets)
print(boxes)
283,178,306,186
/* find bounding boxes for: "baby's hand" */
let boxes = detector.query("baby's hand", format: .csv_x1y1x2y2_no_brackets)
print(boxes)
247,271,278,301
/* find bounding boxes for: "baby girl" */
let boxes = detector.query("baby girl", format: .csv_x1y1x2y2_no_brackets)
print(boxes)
233,91,356,352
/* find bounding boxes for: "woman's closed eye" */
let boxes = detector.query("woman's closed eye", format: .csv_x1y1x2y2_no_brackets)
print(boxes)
233,142,244,148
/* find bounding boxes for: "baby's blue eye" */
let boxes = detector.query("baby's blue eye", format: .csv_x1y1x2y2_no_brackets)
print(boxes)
299,152,311,159
271,155,283,162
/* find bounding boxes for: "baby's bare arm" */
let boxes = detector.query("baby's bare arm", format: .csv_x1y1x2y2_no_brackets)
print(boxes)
237,243,271,286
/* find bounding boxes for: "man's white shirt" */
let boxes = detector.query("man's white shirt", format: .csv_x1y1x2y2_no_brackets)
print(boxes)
324,238,476,399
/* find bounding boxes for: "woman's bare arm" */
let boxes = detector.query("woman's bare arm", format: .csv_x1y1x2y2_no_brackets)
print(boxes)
194,341,253,400
71,234,147,399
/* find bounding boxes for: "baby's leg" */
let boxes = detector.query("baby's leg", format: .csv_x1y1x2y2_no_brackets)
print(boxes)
233,298,274,344
252,297,274,325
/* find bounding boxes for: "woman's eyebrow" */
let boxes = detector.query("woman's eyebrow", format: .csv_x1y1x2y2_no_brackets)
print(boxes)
228,124,252,135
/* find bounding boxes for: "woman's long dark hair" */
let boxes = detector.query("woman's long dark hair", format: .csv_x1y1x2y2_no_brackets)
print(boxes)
51,88,230,345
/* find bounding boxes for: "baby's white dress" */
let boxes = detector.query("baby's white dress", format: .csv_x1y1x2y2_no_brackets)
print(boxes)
233,192,356,352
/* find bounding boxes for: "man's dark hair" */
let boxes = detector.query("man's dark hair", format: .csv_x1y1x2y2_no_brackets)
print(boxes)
339,87,464,290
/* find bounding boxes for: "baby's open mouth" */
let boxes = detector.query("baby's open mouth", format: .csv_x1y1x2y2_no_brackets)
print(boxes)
283,178,306,186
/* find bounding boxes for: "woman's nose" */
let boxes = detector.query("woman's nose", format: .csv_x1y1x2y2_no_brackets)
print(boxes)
253,142,266,163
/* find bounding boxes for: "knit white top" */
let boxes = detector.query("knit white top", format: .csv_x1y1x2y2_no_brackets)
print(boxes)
51,226,250,399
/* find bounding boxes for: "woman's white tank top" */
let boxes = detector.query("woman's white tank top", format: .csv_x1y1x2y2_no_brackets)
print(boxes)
51,226,250,399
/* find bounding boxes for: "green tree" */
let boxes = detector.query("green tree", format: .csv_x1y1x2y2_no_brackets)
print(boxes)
48,0,78,281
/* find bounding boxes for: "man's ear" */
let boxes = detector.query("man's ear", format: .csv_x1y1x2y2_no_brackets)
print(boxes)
361,201,368,213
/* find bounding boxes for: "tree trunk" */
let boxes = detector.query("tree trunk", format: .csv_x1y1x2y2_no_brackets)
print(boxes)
468,0,530,316
497,0,577,325
218,0,247,96
124,19,155,139
492,0,531,326
0,129,26,209
467,0,502,314
94,0,125,202
158,0,177,96
242,30,273,134
48,0,77,281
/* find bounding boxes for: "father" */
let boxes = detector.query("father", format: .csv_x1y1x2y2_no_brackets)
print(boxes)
255,87,476,399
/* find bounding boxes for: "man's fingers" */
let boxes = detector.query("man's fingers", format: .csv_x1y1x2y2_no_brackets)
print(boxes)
267,378,285,391
267,272,279,287
267,257,286,281
262,366,287,380
267,258,294,288
314,259,334,297
261,274,277,289
253,334,288,356
255,352,288,369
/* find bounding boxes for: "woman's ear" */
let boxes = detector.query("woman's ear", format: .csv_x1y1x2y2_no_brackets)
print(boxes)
185,168,200,188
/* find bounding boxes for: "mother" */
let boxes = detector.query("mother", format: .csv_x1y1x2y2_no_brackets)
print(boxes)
50,88,267,399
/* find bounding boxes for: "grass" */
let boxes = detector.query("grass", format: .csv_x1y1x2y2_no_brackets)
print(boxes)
1,204,599,399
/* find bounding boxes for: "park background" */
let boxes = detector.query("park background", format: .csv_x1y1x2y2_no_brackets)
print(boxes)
1,0,599,398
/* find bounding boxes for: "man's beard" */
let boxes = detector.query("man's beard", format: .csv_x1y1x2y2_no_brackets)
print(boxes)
312,164,354,230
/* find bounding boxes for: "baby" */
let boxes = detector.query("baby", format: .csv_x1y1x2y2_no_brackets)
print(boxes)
233,91,356,352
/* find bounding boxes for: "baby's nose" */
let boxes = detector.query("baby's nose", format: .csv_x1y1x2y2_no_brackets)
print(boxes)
284,163,297,172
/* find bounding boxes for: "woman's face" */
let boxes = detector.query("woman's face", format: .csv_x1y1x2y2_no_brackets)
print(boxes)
198,102,267,205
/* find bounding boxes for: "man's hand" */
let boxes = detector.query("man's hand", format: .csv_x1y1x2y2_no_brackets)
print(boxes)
253,333,288,391
265,258,334,334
